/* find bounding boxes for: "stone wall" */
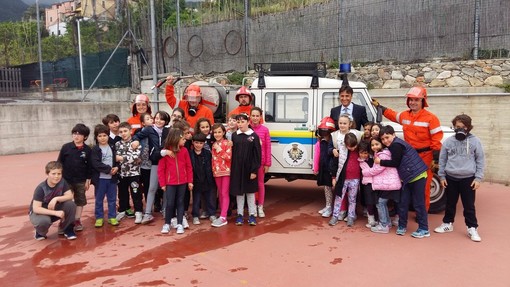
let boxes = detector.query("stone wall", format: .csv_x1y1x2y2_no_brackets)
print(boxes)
334,59,510,89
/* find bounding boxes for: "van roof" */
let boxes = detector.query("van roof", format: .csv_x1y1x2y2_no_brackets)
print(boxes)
250,76,367,90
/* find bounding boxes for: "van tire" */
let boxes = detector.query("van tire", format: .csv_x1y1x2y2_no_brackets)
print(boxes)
428,173,446,214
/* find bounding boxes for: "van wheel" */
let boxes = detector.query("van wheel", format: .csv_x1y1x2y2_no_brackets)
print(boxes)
428,173,446,214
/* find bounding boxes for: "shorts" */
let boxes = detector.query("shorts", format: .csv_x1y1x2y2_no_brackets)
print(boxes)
70,182,87,206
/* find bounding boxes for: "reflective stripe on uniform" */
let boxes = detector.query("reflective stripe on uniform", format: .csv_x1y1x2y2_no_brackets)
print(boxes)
413,121,429,127
396,112,402,123
430,126,442,134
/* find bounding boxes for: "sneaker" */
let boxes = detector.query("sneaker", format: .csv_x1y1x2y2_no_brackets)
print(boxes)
171,217,178,228
371,224,390,234
58,228,65,235
248,215,257,226
411,229,431,239
318,206,328,214
396,226,406,236
365,215,376,228
329,216,339,226
209,215,217,222
235,215,244,226
199,211,208,219
467,227,482,242
182,217,190,229
176,224,185,234
434,222,454,233
347,217,354,227
161,224,170,234
211,217,228,227
338,211,347,221
193,217,201,225
321,207,332,218
74,219,83,231
95,218,104,228
125,208,135,218
108,218,120,226
134,212,143,224
35,232,47,241
116,211,126,221
141,213,154,224
64,227,77,240
257,206,265,218
391,216,399,227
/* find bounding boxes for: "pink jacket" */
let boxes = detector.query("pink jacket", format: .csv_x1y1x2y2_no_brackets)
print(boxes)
313,141,320,173
212,139,232,177
251,123,271,167
158,148,193,187
359,149,402,191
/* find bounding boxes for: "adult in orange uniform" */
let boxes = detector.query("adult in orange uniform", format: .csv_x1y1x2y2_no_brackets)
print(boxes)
372,86,443,211
164,75,214,131
228,86,254,118
127,94,152,135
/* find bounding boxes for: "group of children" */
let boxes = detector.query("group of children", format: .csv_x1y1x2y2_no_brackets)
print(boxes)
29,107,272,240
313,113,485,241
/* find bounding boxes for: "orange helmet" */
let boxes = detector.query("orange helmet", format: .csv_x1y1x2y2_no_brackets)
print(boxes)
184,84,201,100
405,86,428,108
134,94,149,104
318,116,336,131
235,86,253,102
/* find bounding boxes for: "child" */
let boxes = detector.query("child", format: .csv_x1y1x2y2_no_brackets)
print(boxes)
102,114,122,145
29,161,77,240
57,123,92,232
376,125,429,238
434,114,484,242
194,117,214,151
313,116,335,218
171,107,186,125
137,113,153,207
189,133,217,225
226,113,238,140
211,123,232,227
329,132,361,227
115,122,143,224
357,140,377,228
328,114,362,221
230,113,261,226
158,128,193,234
250,107,271,217
362,121,374,142
132,111,171,224
371,123,383,139
90,124,120,227
360,137,402,233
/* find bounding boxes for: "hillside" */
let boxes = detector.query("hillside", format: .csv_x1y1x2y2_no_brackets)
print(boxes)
0,0,29,22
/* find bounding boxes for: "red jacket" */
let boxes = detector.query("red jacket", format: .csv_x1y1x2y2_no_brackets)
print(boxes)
211,139,232,177
157,148,193,186
165,85,214,129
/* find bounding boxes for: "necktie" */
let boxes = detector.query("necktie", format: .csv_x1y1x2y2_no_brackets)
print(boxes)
343,107,348,115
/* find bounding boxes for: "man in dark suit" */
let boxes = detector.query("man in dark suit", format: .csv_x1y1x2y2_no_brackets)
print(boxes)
329,85,368,130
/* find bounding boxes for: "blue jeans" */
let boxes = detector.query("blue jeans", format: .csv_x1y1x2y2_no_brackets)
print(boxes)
376,197,390,227
95,178,117,219
164,184,186,225
398,177,428,230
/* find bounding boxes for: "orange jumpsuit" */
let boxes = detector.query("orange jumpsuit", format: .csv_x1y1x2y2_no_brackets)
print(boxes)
165,84,214,130
383,108,443,211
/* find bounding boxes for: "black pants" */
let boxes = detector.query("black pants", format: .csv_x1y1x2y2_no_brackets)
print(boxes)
192,187,216,218
118,175,143,212
140,168,151,203
443,176,478,228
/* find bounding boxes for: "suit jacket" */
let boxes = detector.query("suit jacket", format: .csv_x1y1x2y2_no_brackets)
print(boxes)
330,103,368,130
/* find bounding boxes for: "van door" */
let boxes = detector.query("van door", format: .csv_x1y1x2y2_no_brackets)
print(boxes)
262,90,315,174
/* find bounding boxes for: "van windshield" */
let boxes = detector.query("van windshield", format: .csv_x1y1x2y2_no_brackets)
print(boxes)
264,92,309,123
322,92,374,122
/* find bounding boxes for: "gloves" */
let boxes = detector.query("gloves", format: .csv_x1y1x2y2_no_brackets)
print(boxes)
371,98,380,107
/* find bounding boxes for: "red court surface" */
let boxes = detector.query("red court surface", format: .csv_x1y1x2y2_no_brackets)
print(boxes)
0,151,508,286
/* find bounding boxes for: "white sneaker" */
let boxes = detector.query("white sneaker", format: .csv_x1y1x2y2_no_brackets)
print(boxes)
321,207,332,218
257,206,265,218
434,222,454,233
338,211,347,221
467,227,481,242
209,215,218,222
391,216,399,227
116,211,126,221
193,217,201,225
141,213,154,224
183,217,189,229
176,224,184,234
161,224,170,234
134,212,143,224
318,206,328,214
170,217,177,228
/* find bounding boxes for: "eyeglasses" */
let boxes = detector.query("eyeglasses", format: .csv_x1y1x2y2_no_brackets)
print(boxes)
172,114,183,119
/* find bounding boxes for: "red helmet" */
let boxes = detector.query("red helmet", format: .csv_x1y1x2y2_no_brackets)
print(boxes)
184,84,201,100
318,116,335,131
235,86,253,102
405,86,428,108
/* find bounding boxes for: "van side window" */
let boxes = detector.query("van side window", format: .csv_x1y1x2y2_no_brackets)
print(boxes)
265,92,309,123
322,92,374,122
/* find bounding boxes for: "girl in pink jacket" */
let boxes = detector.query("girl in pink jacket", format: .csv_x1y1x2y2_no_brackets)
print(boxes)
359,137,401,234
250,107,271,218
158,128,193,235
211,123,232,227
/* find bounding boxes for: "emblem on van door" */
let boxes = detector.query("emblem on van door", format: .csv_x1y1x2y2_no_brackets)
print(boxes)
284,143,306,166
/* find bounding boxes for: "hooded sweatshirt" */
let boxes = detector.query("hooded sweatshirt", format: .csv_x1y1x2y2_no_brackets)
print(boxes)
438,133,484,181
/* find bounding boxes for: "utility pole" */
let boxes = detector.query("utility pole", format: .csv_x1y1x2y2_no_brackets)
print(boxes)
36,0,45,100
